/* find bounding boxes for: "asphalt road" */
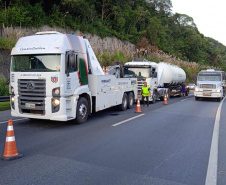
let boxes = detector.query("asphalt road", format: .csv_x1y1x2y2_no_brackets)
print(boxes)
0,92,225,185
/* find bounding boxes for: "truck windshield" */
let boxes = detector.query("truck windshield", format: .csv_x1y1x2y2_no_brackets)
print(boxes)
11,54,61,72
198,74,221,81
124,67,150,78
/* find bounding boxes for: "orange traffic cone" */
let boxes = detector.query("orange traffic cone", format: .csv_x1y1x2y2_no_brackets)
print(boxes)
102,66,106,74
105,66,109,75
135,98,142,113
163,93,168,105
0,120,23,160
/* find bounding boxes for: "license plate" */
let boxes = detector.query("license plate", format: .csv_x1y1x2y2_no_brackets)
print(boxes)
25,103,35,108
203,92,211,96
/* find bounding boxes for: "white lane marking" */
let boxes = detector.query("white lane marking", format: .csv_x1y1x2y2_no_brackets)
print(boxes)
180,99,187,102
111,114,145,127
0,118,28,125
205,97,225,185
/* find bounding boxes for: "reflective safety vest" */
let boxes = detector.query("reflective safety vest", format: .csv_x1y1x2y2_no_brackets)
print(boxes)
142,85,150,96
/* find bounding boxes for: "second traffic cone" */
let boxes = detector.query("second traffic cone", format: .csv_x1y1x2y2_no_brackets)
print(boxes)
0,120,23,161
102,66,106,74
105,66,109,75
163,93,168,105
135,98,142,113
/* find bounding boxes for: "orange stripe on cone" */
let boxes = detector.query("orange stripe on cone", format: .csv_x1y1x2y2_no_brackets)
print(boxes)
102,66,106,74
105,66,109,75
1,120,23,161
163,93,168,105
135,98,142,113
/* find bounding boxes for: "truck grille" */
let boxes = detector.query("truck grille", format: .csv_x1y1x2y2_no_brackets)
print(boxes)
137,81,144,93
18,79,46,115
200,84,216,89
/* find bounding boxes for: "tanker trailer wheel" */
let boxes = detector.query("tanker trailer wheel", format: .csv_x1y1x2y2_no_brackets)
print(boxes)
127,92,134,109
151,93,157,104
118,93,128,111
166,89,170,99
76,97,88,124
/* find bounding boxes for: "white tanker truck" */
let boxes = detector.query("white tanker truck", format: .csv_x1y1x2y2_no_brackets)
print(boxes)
123,58,187,103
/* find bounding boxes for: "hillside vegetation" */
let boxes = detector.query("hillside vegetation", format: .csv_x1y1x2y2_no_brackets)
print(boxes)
0,0,226,70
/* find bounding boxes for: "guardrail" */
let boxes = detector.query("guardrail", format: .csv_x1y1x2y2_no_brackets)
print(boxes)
0,96,10,102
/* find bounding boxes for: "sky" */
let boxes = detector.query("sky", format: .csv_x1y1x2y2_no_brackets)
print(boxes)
171,0,226,46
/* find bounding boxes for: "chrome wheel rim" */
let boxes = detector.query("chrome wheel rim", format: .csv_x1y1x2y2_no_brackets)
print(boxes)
79,104,87,119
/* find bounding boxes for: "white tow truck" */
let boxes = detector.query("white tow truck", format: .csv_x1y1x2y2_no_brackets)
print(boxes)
123,58,186,103
194,69,225,101
9,31,137,123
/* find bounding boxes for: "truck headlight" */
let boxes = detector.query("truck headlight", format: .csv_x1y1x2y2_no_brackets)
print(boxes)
11,96,15,109
54,88,60,95
194,88,199,92
52,99,60,106
216,89,221,93
11,96,15,103
52,87,60,96
10,86,14,94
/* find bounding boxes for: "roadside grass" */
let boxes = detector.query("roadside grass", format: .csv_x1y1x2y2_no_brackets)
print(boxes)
0,102,11,111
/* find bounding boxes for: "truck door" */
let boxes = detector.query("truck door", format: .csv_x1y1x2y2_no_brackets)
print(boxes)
65,51,80,95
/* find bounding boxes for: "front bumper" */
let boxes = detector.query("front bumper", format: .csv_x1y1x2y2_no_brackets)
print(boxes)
11,96,76,121
194,91,222,98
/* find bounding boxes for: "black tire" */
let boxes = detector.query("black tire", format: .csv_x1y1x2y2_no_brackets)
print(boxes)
217,98,222,102
127,92,134,109
29,118,38,121
76,97,89,124
166,90,170,99
118,93,128,111
151,93,156,104
195,97,199,101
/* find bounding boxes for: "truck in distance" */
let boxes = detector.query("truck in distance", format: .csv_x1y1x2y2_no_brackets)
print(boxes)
194,69,225,101
9,31,137,124
123,58,187,103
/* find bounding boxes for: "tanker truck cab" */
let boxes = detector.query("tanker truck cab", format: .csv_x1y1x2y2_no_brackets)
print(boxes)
10,31,137,123
124,59,158,103
194,69,226,101
124,59,186,103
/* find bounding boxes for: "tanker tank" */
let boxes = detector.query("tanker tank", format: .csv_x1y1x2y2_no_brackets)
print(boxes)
157,63,186,87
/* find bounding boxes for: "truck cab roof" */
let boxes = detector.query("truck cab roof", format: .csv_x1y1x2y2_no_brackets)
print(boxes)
11,32,87,55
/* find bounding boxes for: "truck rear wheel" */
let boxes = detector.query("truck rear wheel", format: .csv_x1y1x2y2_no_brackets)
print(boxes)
76,97,88,124
118,93,128,111
127,92,134,109
166,90,170,99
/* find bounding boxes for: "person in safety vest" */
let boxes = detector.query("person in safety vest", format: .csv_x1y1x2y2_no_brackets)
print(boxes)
140,82,151,107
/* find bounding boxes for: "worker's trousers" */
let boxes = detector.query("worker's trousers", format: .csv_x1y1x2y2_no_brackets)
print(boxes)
142,96,149,106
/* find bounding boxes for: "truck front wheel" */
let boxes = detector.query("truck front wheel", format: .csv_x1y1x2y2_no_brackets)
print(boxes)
195,97,199,101
76,97,88,124
217,97,222,102
118,93,128,111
